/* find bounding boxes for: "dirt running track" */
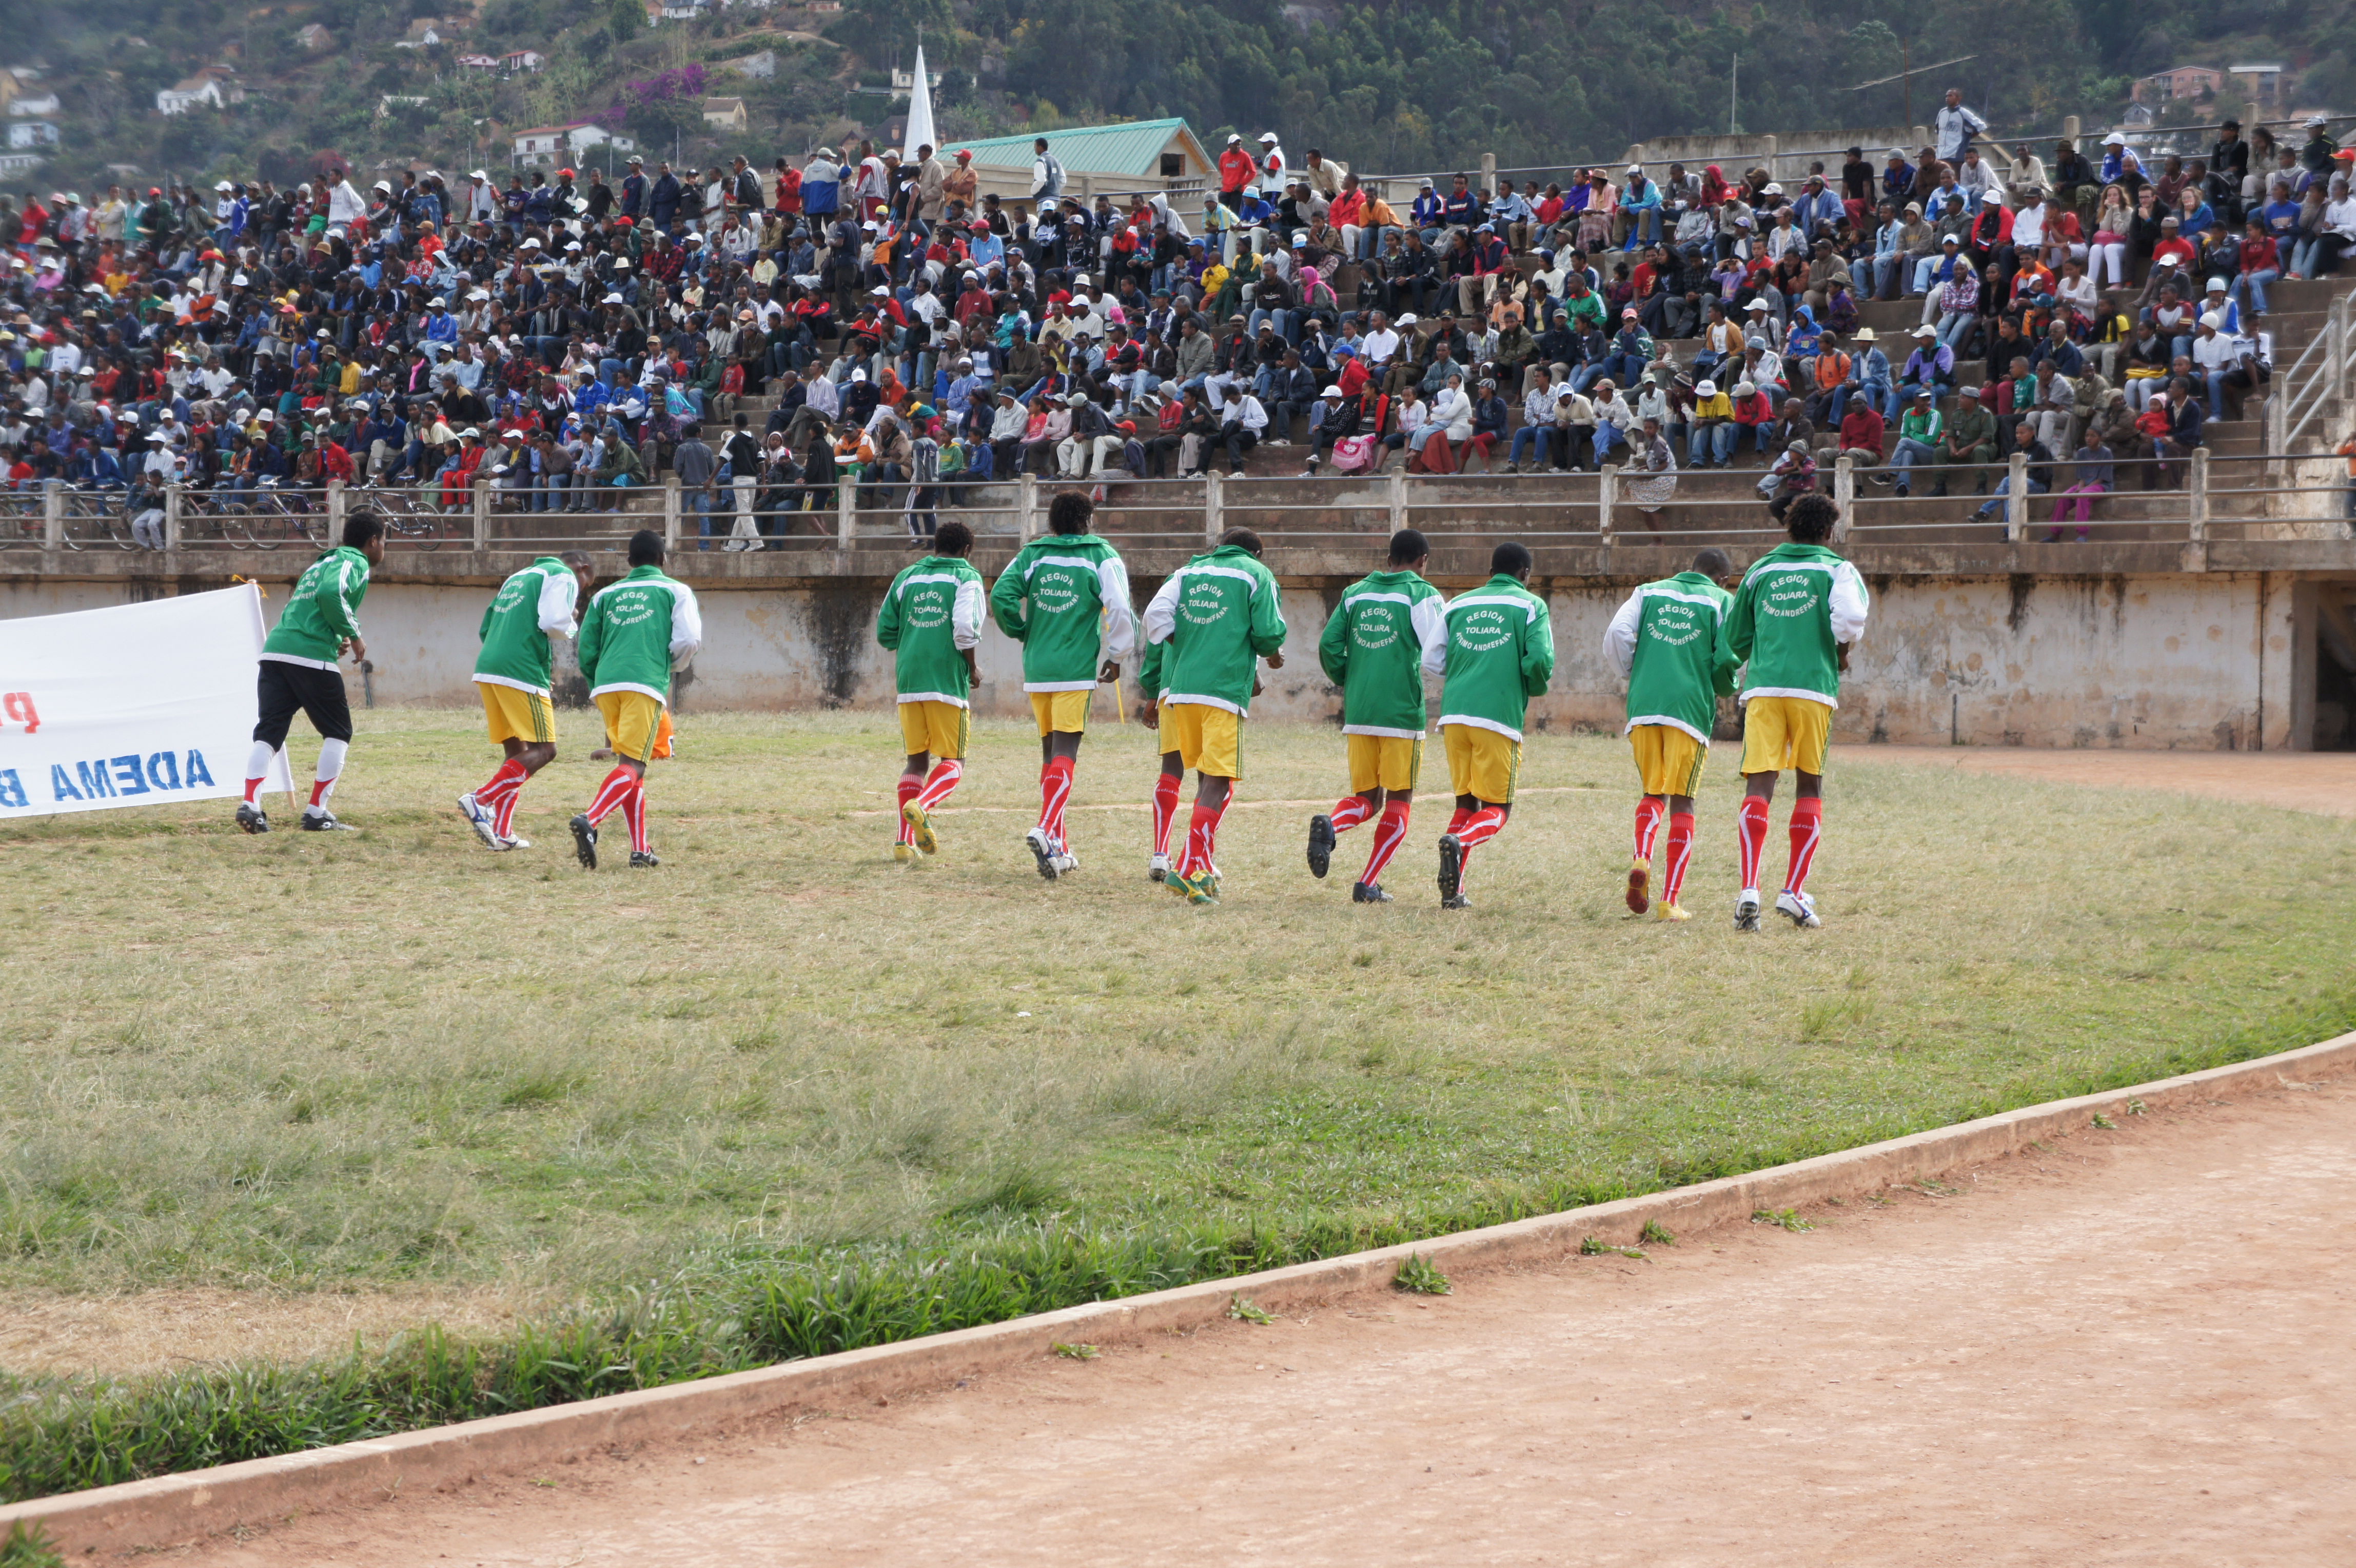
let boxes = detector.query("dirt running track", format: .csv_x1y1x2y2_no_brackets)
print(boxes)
1847,746,2356,817
180,1079,2356,1567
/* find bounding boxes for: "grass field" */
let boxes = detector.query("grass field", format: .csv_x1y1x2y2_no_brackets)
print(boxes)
6,707,2353,1314
4,707,2354,1497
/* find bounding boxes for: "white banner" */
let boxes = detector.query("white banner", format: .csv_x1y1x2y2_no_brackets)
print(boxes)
0,584,295,819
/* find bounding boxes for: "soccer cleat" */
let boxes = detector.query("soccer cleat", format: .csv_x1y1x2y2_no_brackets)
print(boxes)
1148,852,1172,883
1734,890,1762,932
1175,871,1220,905
893,842,915,864
299,809,352,831
457,792,501,849
1351,880,1392,904
1441,892,1471,910
1655,901,1692,923
1025,826,1061,880
499,834,533,851
234,802,269,834
1165,866,1196,899
570,813,599,870
1775,890,1822,929
1437,833,1465,905
904,800,938,856
1049,840,1080,876
1306,814,1336,879
629,850,661,870
1625,854,1651,915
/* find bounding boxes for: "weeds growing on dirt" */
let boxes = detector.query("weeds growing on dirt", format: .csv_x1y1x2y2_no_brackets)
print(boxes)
1752,1209,1815,1232
1392,1254,1451,1295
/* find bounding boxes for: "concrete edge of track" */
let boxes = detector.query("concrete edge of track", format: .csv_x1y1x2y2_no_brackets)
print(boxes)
11,1029,2354,1557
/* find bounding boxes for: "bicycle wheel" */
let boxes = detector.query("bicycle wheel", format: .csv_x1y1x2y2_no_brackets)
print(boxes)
239,499,280,550
411,506,443,552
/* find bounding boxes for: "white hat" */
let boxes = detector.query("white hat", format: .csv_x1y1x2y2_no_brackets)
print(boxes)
850,368,867,382
428,296,447,307
214,180,233,191
1733,380,1756,396
1763,182,1783,195
1912,324,1937,338
1321,384,1343,397
254,408,274,423
603,290,624,304
870,284,890,296
1626,163,1643,175
1695,379,1717,397
521,237,542,249
2200,311,2224,329
468,287,490,301
1398,312,1418,326
2104,131,2128,146
1291,230,1309,246
1259,131,1279,143
1226,133,1242,144
2306,113,2330,128
2205,276,2229,291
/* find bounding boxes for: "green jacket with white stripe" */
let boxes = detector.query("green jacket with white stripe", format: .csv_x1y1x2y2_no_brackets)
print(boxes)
877,555,987,707
1602,571,1737,743
577,565,703,704
1437,575,1556,741
261,546,369,669
1720,542,1871,709
988,534,1136,691
1138,544,1287,715
1317,568,1447,737
475,557,581,696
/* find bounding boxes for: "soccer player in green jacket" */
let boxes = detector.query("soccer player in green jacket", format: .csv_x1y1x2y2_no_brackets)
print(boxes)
989,491,1135,880
459,551,594,851
1137,527,1288,905
877,520,987,862
1309,528,1447,904
237,511,386,834
1718,493,1871,931
1601,547,1737,922
570,530,703,871
1435,541,1556,909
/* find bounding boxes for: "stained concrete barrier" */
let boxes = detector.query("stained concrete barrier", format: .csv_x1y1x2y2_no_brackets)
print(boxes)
6,1030,2350,1558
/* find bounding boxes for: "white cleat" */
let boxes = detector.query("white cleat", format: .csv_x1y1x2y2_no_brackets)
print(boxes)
499,834,532,851
457,792,501,848
1026,826,1061,881
1734,890,1762,932
1148,852,1172,884
1049,838,1079,876
1775,890,1822,929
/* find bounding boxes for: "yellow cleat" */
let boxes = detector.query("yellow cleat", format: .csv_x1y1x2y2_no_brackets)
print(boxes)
893,842,915,864
902,801,938,855
1625,855,1651,915
1655,900,1692,922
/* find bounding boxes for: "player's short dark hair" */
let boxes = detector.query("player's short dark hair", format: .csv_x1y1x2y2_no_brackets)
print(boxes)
681,422,702,439
342,510,386,548
560,550,593,574
1387,528,1430,565
627,528,664,566
1692,547,1733,577
1784,493,1840,544
1220,527,1263,557
934,520,975,556
1490,540,1533,579
1048,490,1093,535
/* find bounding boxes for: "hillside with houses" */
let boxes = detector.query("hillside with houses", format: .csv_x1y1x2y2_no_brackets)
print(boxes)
2,0,2354,193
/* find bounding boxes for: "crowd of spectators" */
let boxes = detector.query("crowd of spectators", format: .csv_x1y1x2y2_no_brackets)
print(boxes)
1,93,2341,548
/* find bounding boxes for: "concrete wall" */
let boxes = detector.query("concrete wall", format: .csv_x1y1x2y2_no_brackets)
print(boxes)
1,572,2301,751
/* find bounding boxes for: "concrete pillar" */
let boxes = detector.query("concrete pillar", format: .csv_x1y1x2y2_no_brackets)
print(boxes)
1597,463,1618,543
2063,115,2081,145
326,479,346,542
42,480,62,551
1911,125,1931,153
1760,134,1778,182
165,483,183,552
835,473,855,553
2187,447,2210,542
1623,143,1646,169
1833,454,1855,541
2004,452,2028,543
1203,469,1224,547
1480,152,1497,198
474,478,493,552
1018,472,1038,540
1388,469,1407,535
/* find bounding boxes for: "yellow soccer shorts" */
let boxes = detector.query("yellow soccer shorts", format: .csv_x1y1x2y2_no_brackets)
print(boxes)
1629,724,1708,797
1347,734,1424,794
1740,695,1833,777
1442,723,1521,805
1031,690,1091,736
595,691,666,766
479,680,554,746
1161,701,1243,779
898,699,971,759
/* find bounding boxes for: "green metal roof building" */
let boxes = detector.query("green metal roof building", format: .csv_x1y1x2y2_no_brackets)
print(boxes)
943,117,1214,206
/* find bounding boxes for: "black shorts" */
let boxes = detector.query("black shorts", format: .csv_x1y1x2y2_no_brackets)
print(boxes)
254,660,352,748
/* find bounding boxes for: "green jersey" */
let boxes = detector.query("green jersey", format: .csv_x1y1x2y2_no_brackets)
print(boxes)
1720,541,1870,709
1138,544,1287,715
1604,571,1736,744
474,557,580,696
876,555,987,707
989,534,1135,692
1317,568,1447,738
261,545,369,670
576,564,703,704
1437,574,1556,741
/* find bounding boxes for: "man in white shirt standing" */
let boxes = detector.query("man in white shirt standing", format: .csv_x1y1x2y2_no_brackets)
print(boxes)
1934,88,1988,165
